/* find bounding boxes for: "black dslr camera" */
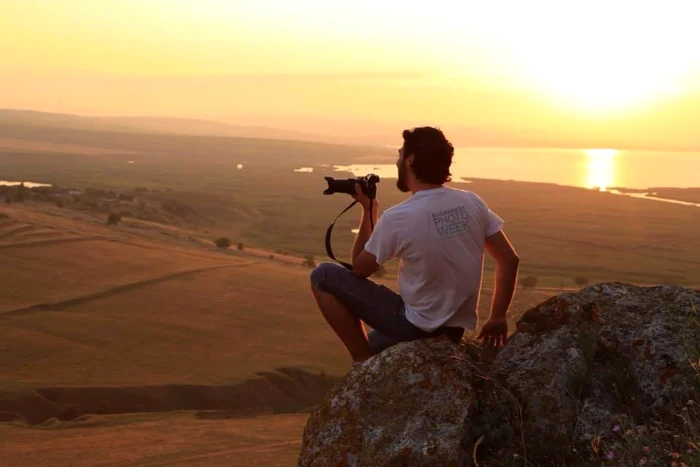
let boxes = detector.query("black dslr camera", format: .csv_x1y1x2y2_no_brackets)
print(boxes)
323,173,380,199
322,173,380,270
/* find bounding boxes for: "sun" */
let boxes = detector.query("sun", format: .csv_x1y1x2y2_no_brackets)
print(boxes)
503,2,698,112
584,149,618,191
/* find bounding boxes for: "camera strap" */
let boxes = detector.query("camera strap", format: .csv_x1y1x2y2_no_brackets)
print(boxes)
325,199,358,270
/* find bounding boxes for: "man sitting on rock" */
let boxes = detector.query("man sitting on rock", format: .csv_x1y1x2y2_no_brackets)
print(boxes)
310,126,520,365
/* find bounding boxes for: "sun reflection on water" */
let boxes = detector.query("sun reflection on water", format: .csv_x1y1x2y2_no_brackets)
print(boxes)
584,149,618,191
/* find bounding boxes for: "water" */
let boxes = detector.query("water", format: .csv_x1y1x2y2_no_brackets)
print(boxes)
608,190,700,208
0,181,52,188
332,147,700,191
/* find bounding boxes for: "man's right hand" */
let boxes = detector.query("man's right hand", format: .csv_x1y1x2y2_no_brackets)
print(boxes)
478,317,508,349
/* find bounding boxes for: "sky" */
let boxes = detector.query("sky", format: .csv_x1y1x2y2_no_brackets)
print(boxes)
1,0,700,148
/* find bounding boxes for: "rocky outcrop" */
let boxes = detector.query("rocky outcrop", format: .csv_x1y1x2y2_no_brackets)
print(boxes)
300,337,474,466
299,283,700,466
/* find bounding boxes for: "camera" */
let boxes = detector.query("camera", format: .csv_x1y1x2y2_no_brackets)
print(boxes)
323,174,380,199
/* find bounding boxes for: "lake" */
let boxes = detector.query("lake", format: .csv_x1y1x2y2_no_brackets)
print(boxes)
331,147,700,191
0,181,52,188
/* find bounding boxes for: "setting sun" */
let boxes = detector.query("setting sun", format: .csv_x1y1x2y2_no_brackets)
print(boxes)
584,149,619,191
498,1,699,112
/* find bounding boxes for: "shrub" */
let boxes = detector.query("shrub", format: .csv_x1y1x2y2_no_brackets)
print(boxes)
237,242,244,251
520,276,538,289
161,199,196,217
215,237,231,249
106,213,122,225
14,183,28,202
303,254,317,268
574,276,590,288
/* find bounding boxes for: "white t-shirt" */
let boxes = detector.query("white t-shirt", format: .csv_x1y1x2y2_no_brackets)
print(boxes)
364,186,504,332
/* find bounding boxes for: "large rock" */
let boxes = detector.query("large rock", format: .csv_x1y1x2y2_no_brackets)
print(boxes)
498,283,699,457
299,283,700,465
299,337,474,466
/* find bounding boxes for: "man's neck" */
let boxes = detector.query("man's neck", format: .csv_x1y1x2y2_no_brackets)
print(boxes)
410,183,443,195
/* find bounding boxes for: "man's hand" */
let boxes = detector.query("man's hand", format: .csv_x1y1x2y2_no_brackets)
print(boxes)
478,317,508,349
352,183,374,210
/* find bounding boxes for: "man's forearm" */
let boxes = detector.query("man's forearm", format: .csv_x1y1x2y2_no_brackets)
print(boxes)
352,204,378,265
490,259,520,320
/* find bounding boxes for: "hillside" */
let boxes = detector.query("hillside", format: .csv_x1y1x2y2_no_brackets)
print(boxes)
0,109,322,143
0,204,349,386
0,203,552,385
0,202,554,465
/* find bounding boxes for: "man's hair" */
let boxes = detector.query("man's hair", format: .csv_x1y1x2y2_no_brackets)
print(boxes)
402,127,454,184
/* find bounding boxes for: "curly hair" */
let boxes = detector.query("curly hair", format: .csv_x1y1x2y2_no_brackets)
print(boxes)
402,127,454,184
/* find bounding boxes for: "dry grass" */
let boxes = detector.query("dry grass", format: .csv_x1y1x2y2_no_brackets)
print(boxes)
0,262,348,387
0,411,308,466
0,207,236,313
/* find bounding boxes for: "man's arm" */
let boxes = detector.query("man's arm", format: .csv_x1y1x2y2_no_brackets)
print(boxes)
351,203,380,278
351,185,380,278
485,230,520,321
479,230,520,347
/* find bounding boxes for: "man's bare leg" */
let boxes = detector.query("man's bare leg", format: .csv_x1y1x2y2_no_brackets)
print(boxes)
311,285,374,362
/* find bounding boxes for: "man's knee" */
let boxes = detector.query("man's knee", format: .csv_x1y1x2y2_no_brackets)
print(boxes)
310,262,348,295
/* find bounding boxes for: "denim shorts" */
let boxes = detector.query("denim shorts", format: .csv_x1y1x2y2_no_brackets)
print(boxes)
310,262,464,355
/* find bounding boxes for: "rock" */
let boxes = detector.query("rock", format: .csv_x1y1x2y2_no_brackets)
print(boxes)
299,337,473,467
299,283,700,465
498,282,700,458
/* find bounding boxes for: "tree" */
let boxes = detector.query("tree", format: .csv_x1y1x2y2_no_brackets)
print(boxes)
519,276,538,289
574,276,590,288
215,237,231,249
15,183,28,203
303,254,316,268
237,242,244,251
106,213,122,225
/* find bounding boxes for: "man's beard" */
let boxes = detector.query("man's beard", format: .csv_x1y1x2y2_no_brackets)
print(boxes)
396,162,410,192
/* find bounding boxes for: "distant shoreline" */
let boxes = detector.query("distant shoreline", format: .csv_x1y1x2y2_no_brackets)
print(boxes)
325,168,700,208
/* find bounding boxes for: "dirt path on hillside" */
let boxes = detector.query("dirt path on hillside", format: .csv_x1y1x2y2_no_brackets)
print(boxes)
0,236,104,250
1,261,259,318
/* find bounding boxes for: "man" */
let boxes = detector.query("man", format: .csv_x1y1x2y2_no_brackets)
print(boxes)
310,127,519,365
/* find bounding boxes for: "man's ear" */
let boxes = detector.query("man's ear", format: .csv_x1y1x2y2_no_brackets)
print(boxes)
406,153,415,167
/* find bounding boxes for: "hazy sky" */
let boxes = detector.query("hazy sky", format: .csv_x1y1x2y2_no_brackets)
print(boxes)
2,0,700,147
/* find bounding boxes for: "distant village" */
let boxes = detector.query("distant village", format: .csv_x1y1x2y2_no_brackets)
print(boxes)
1,183,197,225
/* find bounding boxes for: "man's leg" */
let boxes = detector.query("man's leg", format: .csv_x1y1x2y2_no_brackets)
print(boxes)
310,262,427,362
367,329,401,355
310,276,374,363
